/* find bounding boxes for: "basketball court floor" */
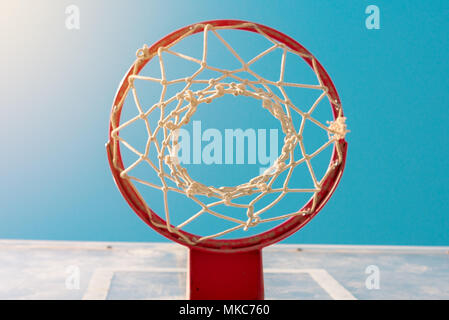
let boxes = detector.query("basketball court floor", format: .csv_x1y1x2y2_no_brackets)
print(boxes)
1,240,447,300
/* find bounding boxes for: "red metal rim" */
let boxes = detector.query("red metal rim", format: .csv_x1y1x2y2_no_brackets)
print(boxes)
107,20,348,253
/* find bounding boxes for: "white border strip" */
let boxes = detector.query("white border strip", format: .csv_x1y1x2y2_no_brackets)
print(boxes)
0,240,446,254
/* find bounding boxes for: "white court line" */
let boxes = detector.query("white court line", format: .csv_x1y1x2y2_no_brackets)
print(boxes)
83,267,356,300
83,270,114,300
83,268,185,300
265,268,356,300
308,269,356,300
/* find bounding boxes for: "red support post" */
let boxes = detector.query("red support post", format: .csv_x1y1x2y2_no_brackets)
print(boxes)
188,248,264,300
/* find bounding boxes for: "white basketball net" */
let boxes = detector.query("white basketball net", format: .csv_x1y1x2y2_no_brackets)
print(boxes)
110,22,348,244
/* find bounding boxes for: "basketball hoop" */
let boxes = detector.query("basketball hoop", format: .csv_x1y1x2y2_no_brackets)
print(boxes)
106,20,348,299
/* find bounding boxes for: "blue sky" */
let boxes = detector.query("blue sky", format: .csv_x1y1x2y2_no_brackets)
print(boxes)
1,1,448,245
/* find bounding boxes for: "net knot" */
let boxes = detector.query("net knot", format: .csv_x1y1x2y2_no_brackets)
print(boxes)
175,92,184,101
186,182,200,197
223,193,232,205
231,83,246,96
164,154,180,166
215,83,226,96
128,76,135,87
164,121,177,130
257,182,269,192
244,216,260,230
111,129,118,140
136,44,150,60
273,160,287,173
262,97,272,109
327,116,349,140
184,90,198,107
